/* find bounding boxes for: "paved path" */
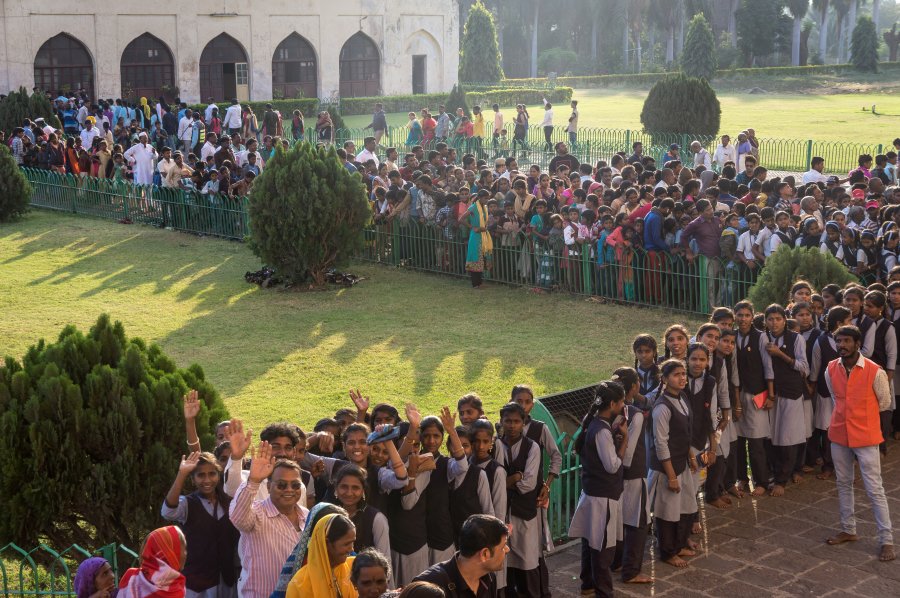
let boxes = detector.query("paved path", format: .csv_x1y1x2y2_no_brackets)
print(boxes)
545,445,900,597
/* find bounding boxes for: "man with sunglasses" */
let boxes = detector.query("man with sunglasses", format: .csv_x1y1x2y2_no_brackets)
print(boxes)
230,441,310,598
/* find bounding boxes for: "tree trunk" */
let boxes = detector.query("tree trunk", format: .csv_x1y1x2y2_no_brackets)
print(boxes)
666,25,675,65
837,12,846,63
818,5,829,63
623,16,630,70
648,26,656,68
675,1,685,58
873,0,882,33
531,4,539,78
792,16,803,66
847,0,858,63
728,0,738,47
591,10,600,60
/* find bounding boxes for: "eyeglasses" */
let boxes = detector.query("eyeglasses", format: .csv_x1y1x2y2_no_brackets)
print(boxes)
274,481,303,491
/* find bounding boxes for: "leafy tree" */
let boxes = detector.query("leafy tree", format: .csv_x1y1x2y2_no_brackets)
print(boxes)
0,314,228,548
851,15,879,72
0,88,31,136
538,48,579,75
28,92,62,129
748,246,857,309
445,84,471,118
885,23,900,62
0,143,32,222
681,13,717,80
640,74,721,135
459,1,504,83
248,143,370,287
735,0,783,66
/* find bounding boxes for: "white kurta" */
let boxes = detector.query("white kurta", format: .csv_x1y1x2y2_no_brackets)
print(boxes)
123,142,158,185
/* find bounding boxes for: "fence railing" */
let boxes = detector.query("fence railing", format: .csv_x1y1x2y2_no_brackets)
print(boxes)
24,169,249,241
0,543,137,597
359,220,751,315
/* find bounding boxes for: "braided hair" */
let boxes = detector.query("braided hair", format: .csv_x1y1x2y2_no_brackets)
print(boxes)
662,324,690,360
573,379,625,454
652,358,687,401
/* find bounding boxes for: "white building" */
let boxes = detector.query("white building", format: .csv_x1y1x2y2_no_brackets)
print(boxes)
0,0,459,102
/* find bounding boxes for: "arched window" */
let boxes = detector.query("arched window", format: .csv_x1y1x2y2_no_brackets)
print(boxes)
120,33,175,102
34,34,94,100
272,33,317,99
339,32,380,98
199,33,249,102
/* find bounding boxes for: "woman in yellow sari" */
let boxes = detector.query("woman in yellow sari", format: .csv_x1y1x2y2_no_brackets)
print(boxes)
287,514,358,598
459,188,494,289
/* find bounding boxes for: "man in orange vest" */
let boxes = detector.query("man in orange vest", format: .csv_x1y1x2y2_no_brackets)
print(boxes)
824,325,895,562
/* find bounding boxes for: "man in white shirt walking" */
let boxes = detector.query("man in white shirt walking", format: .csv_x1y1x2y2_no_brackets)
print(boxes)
204,98,218,126
712,134,736,172
223,99,243,136
541,100,554,151
567,100,579,145
492,103,504,155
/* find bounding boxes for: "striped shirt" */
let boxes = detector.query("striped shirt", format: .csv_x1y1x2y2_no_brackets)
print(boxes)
229,480,308,598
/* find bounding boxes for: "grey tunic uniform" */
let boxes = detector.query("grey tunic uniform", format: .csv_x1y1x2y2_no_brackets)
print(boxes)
524,418,561,554
735,331,775,439
620,409,650,528
809,333,837,431
476,458,507,590
862,317,898,407
647,395,699,523
769,332,810,447
567,426,623,551
495,436,543,570
716,356,740,457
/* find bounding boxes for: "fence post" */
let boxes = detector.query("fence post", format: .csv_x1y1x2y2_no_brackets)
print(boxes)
805,139,813,171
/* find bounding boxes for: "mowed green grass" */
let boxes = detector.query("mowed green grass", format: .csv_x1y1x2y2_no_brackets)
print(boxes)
342,88,900,144
0,211,700,431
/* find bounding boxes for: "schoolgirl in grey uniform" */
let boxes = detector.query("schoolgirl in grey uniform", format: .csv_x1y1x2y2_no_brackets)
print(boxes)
733,300,775,497
860,290,897,454
808,305,852,479
647,359,699,568
568,380,628,598
609,367,653,585
469,419,508,593
764,303,810,497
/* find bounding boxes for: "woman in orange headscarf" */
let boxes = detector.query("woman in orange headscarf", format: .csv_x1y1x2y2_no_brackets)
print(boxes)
118,526,187,598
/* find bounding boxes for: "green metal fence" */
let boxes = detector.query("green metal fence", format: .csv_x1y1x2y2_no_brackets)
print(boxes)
358,220,752,315
24,169,249,241
0,543,137,597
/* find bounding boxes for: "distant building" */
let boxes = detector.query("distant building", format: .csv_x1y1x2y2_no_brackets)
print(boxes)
0,0,460,102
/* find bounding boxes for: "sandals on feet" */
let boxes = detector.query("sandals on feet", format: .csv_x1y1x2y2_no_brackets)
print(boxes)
825,532,859,545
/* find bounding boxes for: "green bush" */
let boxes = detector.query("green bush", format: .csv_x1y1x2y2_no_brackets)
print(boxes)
748,246,858,309
446,84,470,118
640,74,721,136
337,88,573,116
682,14,717,80
851,15,879,73
459,1,503,84
0,88,61,135
539,48,579,75
248,143,371,286
0,144,31,222
0,314,228,548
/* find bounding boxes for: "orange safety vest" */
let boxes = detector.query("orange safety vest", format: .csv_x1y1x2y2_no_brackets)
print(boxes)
826,356,884,448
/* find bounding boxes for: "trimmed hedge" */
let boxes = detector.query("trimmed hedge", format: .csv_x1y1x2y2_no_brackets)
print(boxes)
497,62,900,89
338,87,573,115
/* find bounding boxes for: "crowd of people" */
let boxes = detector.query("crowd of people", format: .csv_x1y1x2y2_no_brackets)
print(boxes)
68,278,898,598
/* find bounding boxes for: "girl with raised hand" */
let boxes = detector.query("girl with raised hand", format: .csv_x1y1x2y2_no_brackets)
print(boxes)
568,380,628,597
764,304,810,497
449,425,494,540
647,359,698,569
161,452,239,598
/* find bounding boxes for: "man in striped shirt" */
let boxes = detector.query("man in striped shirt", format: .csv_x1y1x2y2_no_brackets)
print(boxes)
230,441,309,598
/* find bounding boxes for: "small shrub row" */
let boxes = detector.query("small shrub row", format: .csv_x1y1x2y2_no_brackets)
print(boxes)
338,87,573,116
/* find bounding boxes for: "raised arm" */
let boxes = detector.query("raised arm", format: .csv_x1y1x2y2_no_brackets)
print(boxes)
162,452,199,523
183,390,201,451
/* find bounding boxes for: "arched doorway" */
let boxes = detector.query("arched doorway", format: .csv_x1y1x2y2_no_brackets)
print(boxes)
199,33,249,103
33,33,94,99
120,33,175,102
272,33,318,99
339,32,380,98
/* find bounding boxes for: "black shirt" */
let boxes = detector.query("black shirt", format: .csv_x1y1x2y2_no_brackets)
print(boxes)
413,554,497,598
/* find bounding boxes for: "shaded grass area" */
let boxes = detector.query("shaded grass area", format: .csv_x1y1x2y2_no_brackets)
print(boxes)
342,86,900,143
0,211,700,431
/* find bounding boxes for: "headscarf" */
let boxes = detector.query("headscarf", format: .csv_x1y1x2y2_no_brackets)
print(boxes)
288,514,356,598
139,97,151,121
74,557,111,598
270,503,346,598
118,526,185,598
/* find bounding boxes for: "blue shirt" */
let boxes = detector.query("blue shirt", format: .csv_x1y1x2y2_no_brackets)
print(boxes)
643,208,667,252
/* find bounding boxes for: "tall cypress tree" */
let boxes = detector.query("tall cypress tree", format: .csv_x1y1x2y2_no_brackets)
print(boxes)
0,143,32,222
681,13,717,81
640,74,721,136
851,15,879,73
459,1,504,84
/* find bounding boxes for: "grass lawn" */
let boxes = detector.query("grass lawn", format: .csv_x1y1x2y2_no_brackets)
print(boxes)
342,89,900,144
0,211,700,432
